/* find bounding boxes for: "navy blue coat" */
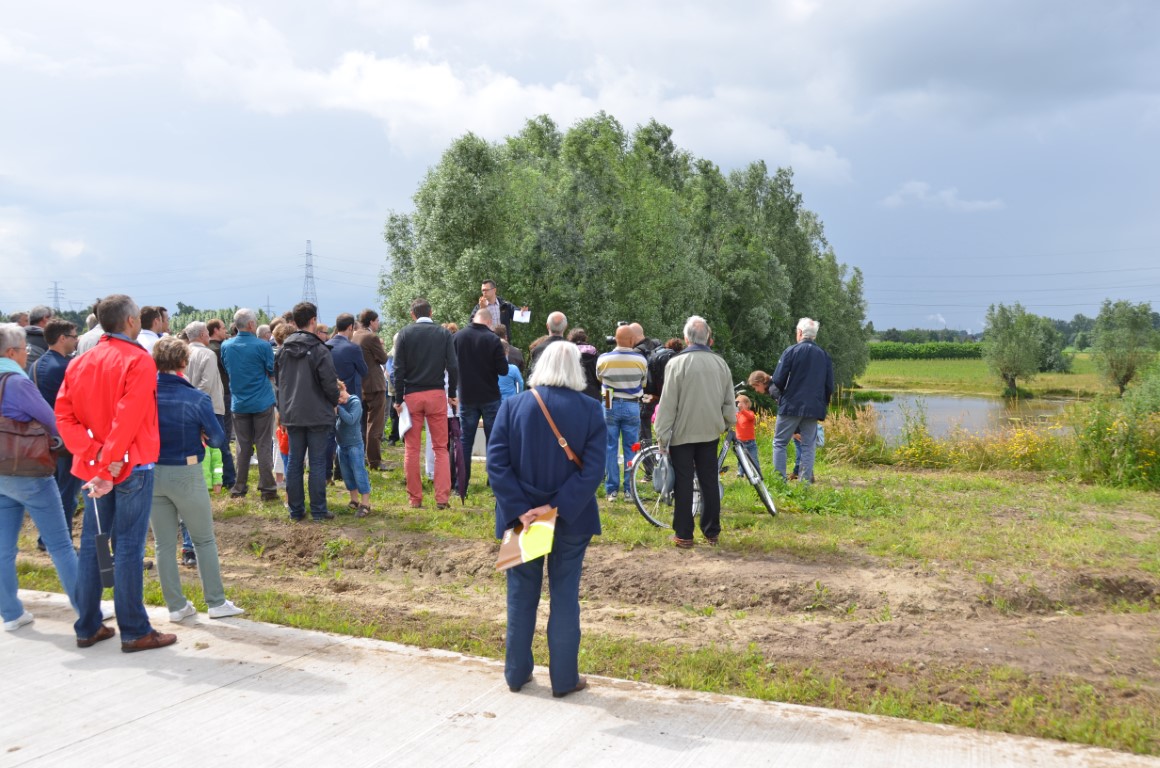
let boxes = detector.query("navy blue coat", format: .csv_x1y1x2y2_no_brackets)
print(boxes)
487,386,606,539
156,373,226,466
326,334,369,397
771,340,835,420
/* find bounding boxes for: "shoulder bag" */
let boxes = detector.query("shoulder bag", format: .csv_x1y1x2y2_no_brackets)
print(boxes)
0,373,57,477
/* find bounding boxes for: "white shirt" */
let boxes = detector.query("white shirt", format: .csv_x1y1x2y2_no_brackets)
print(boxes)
138,329,161,353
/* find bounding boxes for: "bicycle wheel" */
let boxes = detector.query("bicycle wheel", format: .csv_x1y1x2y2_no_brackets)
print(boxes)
628,445,671,528
736,445,777,516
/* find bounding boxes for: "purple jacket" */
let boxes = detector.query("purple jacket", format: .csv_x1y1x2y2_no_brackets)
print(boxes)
0,372,60,437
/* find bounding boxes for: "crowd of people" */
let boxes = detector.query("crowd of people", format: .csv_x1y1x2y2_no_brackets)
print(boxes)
1,285,833,698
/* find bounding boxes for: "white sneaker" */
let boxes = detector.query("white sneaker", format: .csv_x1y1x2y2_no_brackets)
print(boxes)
169,601,197,622
3,611,34,631
101,602,116,621
208,600,244,619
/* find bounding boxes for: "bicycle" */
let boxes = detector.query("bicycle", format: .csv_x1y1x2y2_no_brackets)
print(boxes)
627,397,776,528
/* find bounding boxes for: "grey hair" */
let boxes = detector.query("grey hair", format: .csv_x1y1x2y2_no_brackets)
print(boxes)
257,324,272,339
85,313,98,330
683,315,711,346
797,317,819,339
527,341,586,391
184,321,208,341
546,311,568,335
29,305,53,325
0,323,27,356
234,308,257,331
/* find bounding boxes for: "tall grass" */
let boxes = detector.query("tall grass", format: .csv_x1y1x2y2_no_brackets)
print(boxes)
817,361,1160,488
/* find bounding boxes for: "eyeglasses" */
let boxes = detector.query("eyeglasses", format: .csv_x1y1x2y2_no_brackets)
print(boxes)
65,334,78,339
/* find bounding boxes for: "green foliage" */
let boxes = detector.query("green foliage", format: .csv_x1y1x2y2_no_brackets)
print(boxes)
869,341,983,360
1071,361,1160,488
381,113,869,384
983,303,1041,393
1093,299,1159,396
170,305,272,332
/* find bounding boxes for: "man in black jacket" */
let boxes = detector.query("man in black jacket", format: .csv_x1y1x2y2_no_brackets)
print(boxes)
454,308,509,486
468,279,517,339
394,298,459,509
275,302,341,521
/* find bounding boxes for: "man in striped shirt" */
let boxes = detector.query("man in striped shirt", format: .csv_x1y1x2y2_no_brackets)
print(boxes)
595,325,648,502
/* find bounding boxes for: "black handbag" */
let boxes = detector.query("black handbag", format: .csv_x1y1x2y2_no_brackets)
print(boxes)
0,372,57,477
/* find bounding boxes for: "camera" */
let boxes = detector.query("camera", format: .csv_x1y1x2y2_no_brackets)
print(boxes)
605,321,629,348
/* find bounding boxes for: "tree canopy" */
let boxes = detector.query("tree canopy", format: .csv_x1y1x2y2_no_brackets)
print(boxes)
380,113,868,384
1093,299,1159,396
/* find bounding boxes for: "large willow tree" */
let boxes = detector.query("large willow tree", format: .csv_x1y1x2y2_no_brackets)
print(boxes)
381,113,869,385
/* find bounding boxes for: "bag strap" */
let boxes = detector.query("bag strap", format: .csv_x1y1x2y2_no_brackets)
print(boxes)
0,372,11,401
530,387,583,469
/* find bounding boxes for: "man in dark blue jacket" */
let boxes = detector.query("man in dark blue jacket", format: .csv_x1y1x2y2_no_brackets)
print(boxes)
771,317,834,484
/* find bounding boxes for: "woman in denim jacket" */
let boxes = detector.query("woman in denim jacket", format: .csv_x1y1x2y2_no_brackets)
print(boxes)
151,337,244,622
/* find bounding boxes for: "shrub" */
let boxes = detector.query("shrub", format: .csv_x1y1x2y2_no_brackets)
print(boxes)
1071,361,1160,488
869,341,984,360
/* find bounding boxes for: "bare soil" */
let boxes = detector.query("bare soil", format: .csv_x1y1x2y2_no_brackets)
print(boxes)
207,503,1160,704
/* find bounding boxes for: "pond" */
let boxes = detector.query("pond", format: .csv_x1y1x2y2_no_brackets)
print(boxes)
862,392,1072,441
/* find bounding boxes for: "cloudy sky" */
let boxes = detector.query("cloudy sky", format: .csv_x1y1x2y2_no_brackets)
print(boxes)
3,1,1158,332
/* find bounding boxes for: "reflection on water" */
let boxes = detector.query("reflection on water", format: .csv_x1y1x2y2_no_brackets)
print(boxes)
865,393,1070,441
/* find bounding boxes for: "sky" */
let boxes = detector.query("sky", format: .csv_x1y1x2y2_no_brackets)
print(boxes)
2,0,1158,332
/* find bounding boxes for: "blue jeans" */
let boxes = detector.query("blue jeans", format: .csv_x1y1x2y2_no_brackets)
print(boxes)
737,439,761,479
1,475,79,623
338,443,371,495
286,425,331,519
774,415,818,483
38,452,84,550
603,399,639,494
75,469,156,643
460,400,500,487
505,531,591,694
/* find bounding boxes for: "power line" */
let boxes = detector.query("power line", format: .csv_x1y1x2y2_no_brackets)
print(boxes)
301,240,318,308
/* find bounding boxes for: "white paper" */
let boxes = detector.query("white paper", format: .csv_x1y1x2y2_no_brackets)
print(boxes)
398,402,412,436
513,309,531,323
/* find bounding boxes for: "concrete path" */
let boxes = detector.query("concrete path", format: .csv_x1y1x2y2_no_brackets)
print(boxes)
3,590,1154,768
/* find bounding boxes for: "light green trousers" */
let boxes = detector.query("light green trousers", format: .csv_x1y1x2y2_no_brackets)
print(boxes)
151,463,227,611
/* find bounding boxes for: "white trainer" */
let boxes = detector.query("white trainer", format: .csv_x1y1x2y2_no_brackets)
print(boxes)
101,602,116,621
169,601,197,622
3,611,34,631
208,600,245,619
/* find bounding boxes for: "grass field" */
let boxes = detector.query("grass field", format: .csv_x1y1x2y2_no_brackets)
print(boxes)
856,353,1111,398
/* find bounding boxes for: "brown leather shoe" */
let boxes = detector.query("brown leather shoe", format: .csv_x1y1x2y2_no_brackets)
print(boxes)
670,536,695,549
552,676,588,699
121,630,177,653
77,625,116,648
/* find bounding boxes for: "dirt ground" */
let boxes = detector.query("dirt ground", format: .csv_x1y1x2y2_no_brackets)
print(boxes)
204,501,1160,707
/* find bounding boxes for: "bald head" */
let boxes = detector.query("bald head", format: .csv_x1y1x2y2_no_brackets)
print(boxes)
614,325,635,347
473,307,495,327
628,323,645,346
546,311,567,336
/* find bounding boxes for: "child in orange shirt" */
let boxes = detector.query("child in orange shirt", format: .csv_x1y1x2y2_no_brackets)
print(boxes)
735,394,761,478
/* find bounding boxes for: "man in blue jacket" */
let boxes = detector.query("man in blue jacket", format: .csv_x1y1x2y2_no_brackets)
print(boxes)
771,317,834,484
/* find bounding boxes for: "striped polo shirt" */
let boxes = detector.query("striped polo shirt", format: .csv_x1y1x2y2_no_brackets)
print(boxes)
595,348,648,400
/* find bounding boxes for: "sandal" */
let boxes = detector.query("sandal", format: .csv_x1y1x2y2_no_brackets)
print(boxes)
356,504,372,518
347,501,359,511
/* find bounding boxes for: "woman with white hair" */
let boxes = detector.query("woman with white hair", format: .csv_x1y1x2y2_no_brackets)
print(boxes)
0,323,79,631
487,341,606,698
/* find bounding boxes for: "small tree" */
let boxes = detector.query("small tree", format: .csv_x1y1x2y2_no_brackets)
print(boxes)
1093,299,1159,396
983,303,1040,393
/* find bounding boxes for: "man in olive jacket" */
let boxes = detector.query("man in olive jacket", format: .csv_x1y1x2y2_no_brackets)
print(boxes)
653,315,736,548
275,301,341,521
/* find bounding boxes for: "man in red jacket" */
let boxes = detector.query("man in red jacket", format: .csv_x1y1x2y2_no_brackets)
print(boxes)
55,294,177,653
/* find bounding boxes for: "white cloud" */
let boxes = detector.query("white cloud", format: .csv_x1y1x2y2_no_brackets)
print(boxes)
880,181,1003,212
412,34,430,52
51,239,86,260
926,313,947,326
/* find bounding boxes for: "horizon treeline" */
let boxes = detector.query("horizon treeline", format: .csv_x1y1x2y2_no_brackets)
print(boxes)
379,112,870,385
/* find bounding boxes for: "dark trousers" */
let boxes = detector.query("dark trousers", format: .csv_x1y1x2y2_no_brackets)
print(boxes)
232,406,276,495
217,412,237,489
363,389,387,468
670,439,721,541
286,425,331,520
459,399,500,487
